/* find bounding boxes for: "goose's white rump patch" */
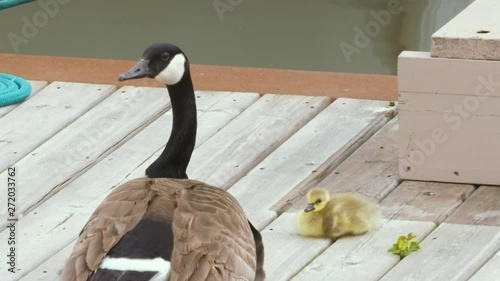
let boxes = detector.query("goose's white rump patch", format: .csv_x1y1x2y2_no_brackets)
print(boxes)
99,256,170,279
155,53,186,85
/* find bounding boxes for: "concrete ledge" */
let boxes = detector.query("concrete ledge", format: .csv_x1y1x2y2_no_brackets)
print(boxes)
0,54,396,101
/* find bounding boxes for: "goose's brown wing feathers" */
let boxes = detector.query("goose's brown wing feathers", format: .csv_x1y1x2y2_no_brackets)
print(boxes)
61,178,258,281
60,178,160,281
169,183,257,280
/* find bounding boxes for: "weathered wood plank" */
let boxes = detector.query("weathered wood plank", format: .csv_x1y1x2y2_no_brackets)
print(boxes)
0,86,169,226
313,116,400,199
228,99,397,229
292,220,435,281
398,91,500,114
380,181,475,223
0,80,48,118
0,81,115,173
261,213,331,281
468,249,500,281
127,94,331,188
19,242,74,281
379,223,500,281
287,115,400,214
30,81,48,94
446,185,500,226
0,91,259,280
431,0,500,60
398,51,500,96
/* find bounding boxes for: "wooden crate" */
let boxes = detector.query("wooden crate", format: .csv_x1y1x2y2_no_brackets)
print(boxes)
399,0,500,185
431,0,500,61
398,51,500,185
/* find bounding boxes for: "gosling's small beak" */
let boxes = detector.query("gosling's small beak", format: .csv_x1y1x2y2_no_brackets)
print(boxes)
304,203,315,212
118,59,151,81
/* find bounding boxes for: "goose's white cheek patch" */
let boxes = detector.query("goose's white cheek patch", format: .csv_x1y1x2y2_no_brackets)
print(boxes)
155,54,186,85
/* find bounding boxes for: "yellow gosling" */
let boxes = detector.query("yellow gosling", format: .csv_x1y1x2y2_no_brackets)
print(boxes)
297,187,381,240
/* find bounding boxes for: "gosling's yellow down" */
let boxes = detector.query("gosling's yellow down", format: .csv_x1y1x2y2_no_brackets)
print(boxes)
297,187,381,240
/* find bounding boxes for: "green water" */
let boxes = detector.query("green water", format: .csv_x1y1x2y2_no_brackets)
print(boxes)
0,0,469,75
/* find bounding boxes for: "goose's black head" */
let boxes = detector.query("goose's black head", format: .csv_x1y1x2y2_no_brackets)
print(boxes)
118,43,189,85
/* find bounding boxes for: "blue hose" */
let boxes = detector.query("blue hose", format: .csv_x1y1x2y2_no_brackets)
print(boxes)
0,73,32,107
0,0,36,10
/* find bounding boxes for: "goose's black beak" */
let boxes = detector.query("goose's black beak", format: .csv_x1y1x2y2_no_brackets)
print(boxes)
118,59,151,81
304,203,315,212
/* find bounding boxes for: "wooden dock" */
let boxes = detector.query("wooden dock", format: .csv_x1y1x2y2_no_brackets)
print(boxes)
0,80,498,281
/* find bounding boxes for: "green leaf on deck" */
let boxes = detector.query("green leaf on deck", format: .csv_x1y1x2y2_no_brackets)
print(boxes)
397,236,409,250
388,233,421,259
409,241,420,252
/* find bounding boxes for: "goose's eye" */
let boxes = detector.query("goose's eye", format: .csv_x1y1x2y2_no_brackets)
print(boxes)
316,199,322,204
161,53,170,61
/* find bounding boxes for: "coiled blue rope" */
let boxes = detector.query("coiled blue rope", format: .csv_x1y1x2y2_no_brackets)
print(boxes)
0,0,36,10
0,73,32,107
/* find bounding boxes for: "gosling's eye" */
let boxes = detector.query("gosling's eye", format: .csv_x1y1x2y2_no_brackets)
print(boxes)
316,199,322,204
161,53,170,61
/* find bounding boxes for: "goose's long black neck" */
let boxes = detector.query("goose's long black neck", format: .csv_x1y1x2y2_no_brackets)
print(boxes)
145,74,196,179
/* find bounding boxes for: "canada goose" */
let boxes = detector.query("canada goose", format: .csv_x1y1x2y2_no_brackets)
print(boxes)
297,187,380,240
60,43,265,281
